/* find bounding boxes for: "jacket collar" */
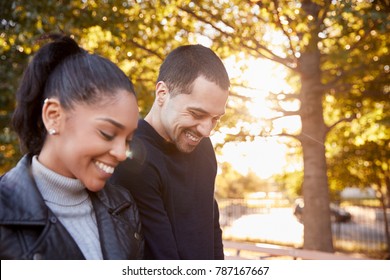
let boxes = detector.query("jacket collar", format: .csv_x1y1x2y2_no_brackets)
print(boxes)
90,185,140,260
0,155,48,225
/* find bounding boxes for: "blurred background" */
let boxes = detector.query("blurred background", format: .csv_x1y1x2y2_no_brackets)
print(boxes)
1,0,389,259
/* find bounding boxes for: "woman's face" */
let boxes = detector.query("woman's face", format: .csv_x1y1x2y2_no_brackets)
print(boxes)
40,90,139,192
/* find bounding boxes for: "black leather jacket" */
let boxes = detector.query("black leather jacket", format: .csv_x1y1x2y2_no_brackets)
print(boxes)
0,155,144,260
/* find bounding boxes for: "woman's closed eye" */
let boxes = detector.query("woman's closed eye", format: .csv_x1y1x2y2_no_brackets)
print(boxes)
100,130,115,141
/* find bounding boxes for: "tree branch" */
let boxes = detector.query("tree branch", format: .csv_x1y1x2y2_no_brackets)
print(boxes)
196,5,237,31
127,38,164,60
268,92,301,101
269,132,301,142
228,91,253,101
179,7,232,36
179,6,297,71
346,29,370,53
321,64,368,91
269,110,301,121
317,0,331,28
239,40,297,70
326,114,356,133
271,0,297,56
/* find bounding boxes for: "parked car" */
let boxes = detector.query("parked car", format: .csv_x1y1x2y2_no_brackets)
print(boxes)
293,198,352,223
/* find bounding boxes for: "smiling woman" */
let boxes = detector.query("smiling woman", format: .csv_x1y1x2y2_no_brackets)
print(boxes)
0,34,143,260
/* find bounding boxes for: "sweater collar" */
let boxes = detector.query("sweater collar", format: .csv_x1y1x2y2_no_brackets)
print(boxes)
31,156,88,206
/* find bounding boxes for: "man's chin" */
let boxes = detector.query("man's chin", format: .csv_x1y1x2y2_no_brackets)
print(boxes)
176,142,197,153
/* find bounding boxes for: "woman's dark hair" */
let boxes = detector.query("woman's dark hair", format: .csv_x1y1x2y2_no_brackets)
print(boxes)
12,33,136,155
157,44,230,96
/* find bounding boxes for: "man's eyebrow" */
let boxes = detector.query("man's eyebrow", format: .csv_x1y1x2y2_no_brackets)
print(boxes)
96,117,125,129
188,107,225,117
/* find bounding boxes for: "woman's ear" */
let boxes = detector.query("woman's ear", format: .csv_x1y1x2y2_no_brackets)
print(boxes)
155,81,169,106
42,98,62,135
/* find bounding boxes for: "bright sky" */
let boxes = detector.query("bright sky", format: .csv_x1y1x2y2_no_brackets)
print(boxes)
212,54,301,179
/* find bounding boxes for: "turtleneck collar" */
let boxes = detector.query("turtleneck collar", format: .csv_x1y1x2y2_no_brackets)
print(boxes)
31,156,88,206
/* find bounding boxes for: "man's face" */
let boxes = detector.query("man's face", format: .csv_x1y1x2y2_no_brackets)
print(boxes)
159,76,229,153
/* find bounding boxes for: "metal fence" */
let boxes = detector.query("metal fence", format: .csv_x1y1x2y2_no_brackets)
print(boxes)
333,206,389,253
218,198,389,256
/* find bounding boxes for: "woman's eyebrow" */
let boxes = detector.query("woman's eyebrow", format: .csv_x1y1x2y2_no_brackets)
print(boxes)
96,117,125,129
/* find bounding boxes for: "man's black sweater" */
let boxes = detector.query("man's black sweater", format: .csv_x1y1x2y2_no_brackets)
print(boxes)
111,119,224,260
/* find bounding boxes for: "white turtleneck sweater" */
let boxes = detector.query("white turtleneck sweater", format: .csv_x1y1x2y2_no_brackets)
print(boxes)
31,156,103,260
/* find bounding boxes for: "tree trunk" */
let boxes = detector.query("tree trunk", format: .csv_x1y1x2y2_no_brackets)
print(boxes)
386,176,390,209
378,185,390,257
295,0,334,253
298,47,334,252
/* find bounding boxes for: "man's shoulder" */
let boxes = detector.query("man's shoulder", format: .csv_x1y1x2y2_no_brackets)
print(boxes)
196,137,215,154
133,120,161,148
199,137,213,148
135,119,154,137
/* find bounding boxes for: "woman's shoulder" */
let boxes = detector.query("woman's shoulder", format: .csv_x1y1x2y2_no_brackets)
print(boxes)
0,155,33,192
95,182,137,208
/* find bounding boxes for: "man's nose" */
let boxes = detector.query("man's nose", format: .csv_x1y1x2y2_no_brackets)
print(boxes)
197,119,215,137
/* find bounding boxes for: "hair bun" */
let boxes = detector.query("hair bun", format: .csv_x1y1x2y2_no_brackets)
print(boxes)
36,33,84,73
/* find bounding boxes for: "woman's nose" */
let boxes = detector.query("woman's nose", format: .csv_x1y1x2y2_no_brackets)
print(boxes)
110,141,128,162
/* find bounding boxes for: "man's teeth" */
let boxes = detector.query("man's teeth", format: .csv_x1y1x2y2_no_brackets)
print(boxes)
186,131,200,142
95,161,114,174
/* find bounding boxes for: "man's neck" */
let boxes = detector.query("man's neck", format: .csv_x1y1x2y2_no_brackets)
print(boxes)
144,108,169,142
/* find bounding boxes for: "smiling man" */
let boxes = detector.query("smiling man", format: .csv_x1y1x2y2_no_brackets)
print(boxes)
111,45,230,259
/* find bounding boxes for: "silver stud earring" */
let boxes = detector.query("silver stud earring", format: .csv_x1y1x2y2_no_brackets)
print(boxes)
48,128,57,135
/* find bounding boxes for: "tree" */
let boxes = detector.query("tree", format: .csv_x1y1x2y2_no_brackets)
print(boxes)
176,0,389,252
327,98,390,253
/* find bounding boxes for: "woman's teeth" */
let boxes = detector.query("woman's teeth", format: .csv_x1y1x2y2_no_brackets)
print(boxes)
95,161,114,174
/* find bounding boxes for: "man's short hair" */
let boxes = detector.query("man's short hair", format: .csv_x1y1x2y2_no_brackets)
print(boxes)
157,44,230,96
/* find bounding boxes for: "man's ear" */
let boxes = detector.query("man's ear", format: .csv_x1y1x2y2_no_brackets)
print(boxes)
42,98,62,134
155,81,169,106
